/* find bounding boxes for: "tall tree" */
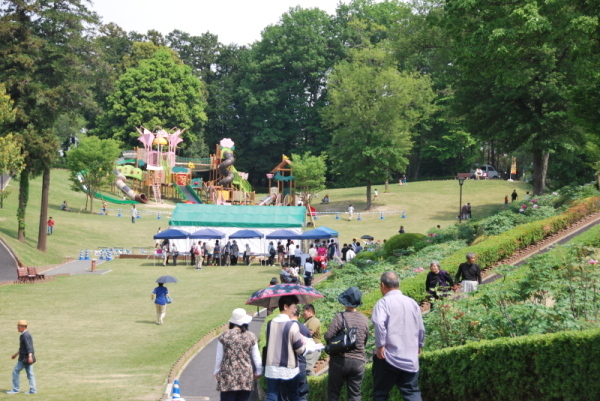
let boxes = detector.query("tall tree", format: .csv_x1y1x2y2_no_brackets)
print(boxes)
322,47,435,209
443,0,595,194
236,6,344,180
0,0,100,249
0,84,25,208
94,48,208,149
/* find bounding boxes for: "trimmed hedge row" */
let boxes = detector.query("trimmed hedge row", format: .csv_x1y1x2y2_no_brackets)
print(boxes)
400,196,600,303
305,328,600,401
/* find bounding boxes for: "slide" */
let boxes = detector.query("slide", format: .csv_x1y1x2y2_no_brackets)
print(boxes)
177,185,202,204
218,151,235,186
114,170,148,203
76,172,145,205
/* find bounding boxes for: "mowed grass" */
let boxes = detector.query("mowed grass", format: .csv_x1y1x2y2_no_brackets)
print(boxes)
309,179,531,245
0,261,278,400
0,169,531,400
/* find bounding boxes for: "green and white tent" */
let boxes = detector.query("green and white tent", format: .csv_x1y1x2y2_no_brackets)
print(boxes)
168,204,306,254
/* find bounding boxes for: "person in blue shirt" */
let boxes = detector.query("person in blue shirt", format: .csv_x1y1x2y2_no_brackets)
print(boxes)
151,283,170,325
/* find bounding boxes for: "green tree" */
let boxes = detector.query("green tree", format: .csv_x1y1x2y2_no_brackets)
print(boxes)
443,0,596,194
291,152,327,204
236,6,344,179
95,48,208,149
0,0,100,249
0,85,25,208
322,47,435,209
66,136,121,213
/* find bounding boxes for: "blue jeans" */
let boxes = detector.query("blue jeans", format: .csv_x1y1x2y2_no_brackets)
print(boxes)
47,226,53,235
372,356,421,401
266,374,300,401
12,360,36,393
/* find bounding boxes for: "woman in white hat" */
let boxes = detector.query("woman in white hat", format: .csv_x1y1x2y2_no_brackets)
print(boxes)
214,308,263,401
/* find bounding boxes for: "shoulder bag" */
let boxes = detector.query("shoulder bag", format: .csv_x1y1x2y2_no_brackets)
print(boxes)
325,312,357,356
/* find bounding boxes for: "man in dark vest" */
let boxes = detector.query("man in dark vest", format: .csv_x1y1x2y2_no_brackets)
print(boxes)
7,320,36,394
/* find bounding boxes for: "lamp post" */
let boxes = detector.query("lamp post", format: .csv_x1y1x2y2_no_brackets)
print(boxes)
458,177,466,223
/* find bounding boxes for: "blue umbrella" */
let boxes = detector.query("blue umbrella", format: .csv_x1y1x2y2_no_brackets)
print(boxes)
153,229,190,240
189,228,226,239
265,229,304,240
229,229,264,239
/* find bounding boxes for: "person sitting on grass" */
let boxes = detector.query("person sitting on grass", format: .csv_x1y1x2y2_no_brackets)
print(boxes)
60,201,71,212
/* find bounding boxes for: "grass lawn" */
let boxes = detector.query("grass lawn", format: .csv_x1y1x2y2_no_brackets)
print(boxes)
0,169,531,400
309,179,531,246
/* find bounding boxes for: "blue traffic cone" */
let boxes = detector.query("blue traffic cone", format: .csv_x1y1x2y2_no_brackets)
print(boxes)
137,211,141,219
157,212,161,220
357,213,362,221
402,211,406,218
117,209,122,217
84,250,90,260
171,379,184,400
79,250,84,260
380,212,384,219
335,213,340,220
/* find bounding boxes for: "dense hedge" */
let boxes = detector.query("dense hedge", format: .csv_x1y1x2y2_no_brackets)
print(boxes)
383,233,427,257
400,196,600,303
305,329,600,401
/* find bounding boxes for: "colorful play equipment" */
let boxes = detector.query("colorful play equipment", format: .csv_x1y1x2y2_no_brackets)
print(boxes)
114,169,148,203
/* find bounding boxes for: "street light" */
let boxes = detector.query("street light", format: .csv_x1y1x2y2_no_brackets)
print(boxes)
458,177,466,223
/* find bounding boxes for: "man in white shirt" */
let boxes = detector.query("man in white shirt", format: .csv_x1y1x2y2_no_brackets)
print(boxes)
348,205,354,221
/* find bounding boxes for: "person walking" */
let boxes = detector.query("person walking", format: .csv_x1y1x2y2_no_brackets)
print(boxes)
511,189,518,202
454,252,482,293
151,282,170,325
47,217,55,235
303,258,314,287
347,205,354,221
214,308,262,401
263,296,320,401
171,243,179,266
324,287,370,401
231,240,240,266
373,189,379,201
131,205,137,223
195,242,204,270
302,304,322,376
7,320,37,395
372,271,425,401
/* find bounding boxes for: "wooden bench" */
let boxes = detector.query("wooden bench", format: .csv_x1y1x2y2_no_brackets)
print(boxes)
27,266,45,281
456,173,471,180
17,267,32,283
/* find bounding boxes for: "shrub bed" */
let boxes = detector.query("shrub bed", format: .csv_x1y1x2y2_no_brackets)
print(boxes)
401,196,600,303
304,328,600,401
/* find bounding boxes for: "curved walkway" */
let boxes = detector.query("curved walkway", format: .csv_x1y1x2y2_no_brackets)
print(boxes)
0,237,18,282
174,213,600,401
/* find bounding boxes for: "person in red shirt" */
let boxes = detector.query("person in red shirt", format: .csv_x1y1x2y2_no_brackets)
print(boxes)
47,217,55,235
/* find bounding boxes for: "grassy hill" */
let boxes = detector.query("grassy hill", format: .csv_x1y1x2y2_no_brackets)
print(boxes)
0,169,532,400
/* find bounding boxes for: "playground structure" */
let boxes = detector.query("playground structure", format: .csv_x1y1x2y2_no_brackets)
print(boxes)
263,155,297,207
98,127,304,208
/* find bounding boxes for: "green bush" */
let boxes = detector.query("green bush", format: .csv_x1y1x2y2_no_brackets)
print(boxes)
383,233,427,257
305,329,600,401
353,250,378,261
401,196,600,303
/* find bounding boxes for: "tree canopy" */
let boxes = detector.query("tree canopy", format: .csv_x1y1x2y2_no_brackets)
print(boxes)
94,48,208,149
66,136,121,213
322,47,435,209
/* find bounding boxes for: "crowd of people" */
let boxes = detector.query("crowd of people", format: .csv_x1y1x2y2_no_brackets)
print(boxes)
213,270,426,401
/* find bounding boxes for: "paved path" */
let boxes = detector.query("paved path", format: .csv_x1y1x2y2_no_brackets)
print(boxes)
0,238,18,282
43,259,109,276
